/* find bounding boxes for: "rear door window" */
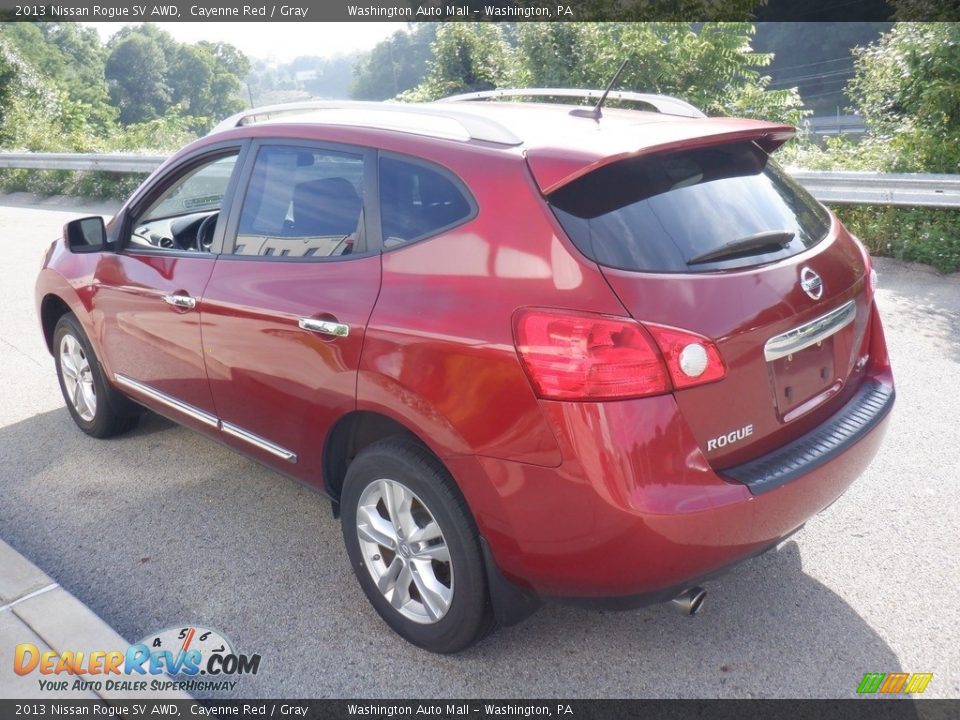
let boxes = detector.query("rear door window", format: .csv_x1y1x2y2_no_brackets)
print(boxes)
379,155,475,248
549,142,831,273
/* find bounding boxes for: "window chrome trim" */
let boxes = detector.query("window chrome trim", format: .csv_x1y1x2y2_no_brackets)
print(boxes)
221,422,298,463
113,373,219,428
764,300,856,362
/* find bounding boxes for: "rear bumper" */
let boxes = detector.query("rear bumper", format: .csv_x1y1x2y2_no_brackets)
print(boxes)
448,371,893,600
721,380,894,494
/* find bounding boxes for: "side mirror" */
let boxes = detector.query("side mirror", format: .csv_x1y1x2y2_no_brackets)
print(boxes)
64,217,106,252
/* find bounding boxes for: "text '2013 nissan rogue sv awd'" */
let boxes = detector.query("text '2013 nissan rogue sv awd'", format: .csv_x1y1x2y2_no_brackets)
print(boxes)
36,90,894,652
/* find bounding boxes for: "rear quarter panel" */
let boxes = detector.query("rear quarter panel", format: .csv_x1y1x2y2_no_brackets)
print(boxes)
354,142,628,536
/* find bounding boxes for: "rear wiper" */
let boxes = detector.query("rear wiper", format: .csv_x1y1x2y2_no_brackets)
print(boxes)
687,230,795,266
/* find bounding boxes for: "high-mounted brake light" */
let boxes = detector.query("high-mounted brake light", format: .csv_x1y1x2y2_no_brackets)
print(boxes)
513,310,726,401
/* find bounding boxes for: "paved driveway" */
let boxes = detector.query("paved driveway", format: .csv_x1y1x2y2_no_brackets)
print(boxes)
1,194,957,698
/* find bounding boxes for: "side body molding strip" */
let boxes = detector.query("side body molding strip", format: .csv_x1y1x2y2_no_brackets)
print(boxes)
221,421,297,463
113,373,218,428
113,373,298,463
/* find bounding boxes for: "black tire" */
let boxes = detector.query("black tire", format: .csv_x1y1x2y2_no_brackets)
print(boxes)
340,438,494,653
53,313,139,438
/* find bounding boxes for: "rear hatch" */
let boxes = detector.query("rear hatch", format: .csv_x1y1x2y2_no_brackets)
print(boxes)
540,137,872,467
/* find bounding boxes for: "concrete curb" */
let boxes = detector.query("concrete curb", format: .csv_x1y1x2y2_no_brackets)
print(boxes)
0,538,190,701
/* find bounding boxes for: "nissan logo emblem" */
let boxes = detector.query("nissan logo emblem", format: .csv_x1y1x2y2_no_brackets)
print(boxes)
800,267,823,300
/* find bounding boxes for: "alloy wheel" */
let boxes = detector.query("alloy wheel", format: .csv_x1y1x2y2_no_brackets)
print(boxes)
60,334,97,422
355,478,453,624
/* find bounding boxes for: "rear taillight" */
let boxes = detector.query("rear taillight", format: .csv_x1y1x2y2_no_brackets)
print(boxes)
513,309,725,400
644,324,726,390
513,309,668,400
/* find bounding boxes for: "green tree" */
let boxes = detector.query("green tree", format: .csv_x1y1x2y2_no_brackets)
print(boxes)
105,33,170,124
199,40,251,119
752,23,891,116
513,24,585,88
401,24,520,101
104,25,249,128
509,23,804,124
0,23,116,130
109,22,179,63
891,0,960,21
167,44,214,116
846,23,960,173
0,33,106,151
168,41,250,121
351,24,437,100
0,35,56,147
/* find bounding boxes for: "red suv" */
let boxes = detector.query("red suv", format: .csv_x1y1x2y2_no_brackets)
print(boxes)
36,91,894,653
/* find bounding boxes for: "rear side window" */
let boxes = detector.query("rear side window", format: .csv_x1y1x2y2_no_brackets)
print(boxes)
379,156,474,247
549,143,831,273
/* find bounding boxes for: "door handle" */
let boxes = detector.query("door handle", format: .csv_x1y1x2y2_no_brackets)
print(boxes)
298,317,349,337
162,293,197,310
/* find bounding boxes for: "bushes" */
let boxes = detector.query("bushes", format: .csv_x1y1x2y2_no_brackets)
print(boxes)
0,104,200,199
0,27,215,199
779,135,960,275
834,205,960,274
0,168,147,199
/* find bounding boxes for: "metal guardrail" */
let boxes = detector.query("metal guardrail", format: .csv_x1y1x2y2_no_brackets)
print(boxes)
0,152,958,209
0,152,166,174
788,170,960,209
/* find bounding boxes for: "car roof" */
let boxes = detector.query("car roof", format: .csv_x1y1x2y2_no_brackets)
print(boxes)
211,97,684,147
208,97,795,194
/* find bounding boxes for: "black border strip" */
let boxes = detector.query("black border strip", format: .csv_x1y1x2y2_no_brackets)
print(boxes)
0,699,955,719
2,0,951,23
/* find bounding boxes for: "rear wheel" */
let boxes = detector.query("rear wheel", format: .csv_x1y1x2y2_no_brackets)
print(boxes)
340,439,493,653
53,313,139,438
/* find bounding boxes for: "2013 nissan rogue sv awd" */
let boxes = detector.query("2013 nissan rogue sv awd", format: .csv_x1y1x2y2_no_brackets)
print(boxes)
35,90,894,653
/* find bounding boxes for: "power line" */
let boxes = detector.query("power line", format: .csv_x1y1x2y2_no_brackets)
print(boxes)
801,88,855,100
794,78,856,93
770,68,855,88
772,55,855,73
770,64,854,84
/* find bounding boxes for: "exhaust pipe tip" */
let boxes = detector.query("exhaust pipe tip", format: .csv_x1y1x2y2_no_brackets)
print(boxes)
670,586,706,616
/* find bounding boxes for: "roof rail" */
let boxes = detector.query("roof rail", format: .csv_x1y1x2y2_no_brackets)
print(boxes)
438,88,706,119
210,100,523,146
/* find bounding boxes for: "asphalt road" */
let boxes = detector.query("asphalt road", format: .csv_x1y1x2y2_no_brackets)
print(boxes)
1,193,958,699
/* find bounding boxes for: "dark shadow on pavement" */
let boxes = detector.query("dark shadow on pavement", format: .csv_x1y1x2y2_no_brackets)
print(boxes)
0,408,907,699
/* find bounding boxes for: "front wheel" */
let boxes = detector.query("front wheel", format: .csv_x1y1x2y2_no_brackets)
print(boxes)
340,439,493,653
53,313,139,438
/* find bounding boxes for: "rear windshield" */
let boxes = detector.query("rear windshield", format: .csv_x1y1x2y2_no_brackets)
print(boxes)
549,142,831,273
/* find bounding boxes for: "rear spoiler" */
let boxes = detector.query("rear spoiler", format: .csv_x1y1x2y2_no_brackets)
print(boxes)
525,118,795,195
